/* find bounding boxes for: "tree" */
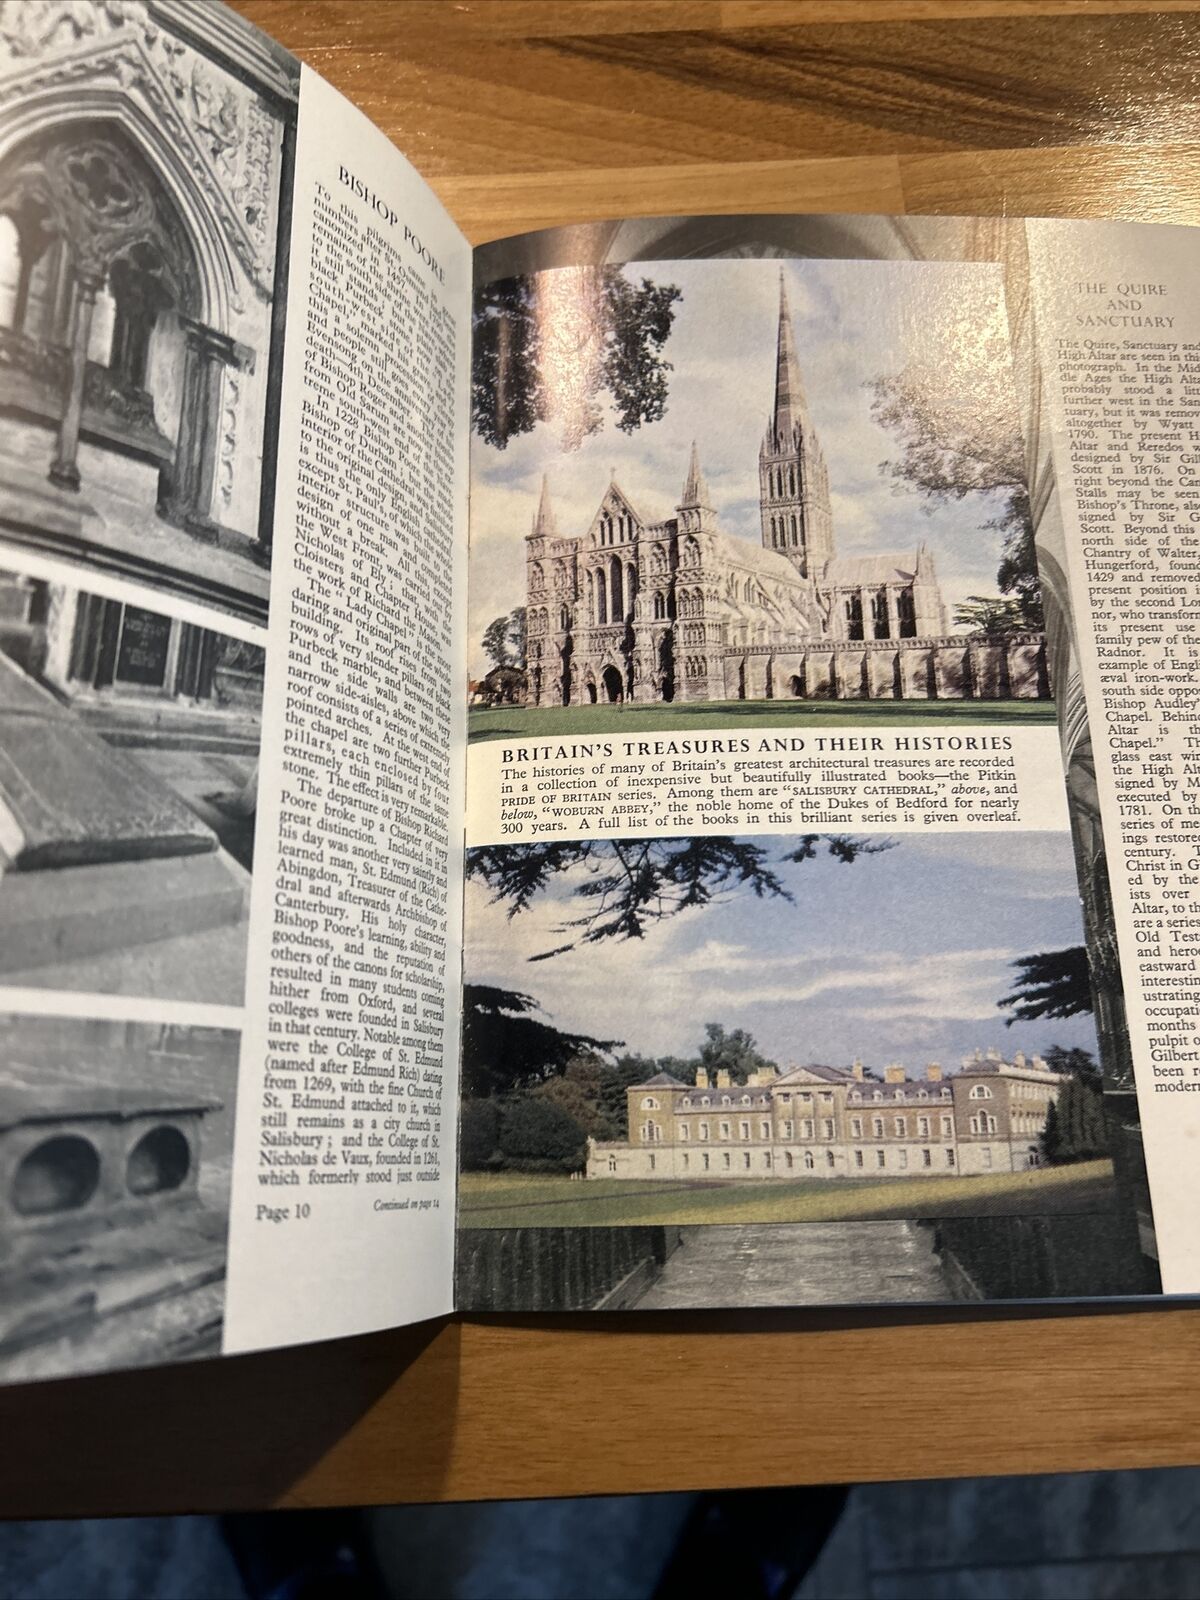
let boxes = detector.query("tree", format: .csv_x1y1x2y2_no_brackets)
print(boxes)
1041,1044,1101,1089
869,351,1043,629
953,595,1034,638
472,267,682,452
696,1023,776,1086
998,947,1092,1025
1041,1073,1106,1165
499,1096,588,1172
508,606,527,670
459,1098,501,1170
482,614,512,670
460,983,618,1098
466,834,892,961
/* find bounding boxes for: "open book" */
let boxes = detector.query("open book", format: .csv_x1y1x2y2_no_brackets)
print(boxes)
0,3,1193,1383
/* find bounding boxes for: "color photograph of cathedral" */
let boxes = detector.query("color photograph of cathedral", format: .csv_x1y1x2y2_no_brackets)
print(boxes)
469,258,1053,735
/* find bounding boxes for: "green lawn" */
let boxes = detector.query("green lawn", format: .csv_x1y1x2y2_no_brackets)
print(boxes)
457,1160,1115,1227
468,697,1056,745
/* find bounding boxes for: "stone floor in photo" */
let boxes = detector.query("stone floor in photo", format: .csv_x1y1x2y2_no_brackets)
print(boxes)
635,1221,953,1307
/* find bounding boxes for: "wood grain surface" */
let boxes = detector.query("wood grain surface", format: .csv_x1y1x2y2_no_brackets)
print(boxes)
6,0,1200,1515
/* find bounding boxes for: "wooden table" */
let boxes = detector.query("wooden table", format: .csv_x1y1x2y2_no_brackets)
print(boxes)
6,0,1200,1515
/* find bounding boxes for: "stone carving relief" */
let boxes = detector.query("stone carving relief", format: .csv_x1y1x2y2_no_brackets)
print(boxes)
218,366,239,511
0,1,290,299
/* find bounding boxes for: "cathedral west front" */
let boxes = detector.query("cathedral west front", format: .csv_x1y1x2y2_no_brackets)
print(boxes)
523,278,1049,708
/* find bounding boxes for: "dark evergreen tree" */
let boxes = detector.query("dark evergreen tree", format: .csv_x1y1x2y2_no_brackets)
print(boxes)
998,947,1092,1025
499,1096,588,1172
466,835,891,961
472,267,681,452
459,1098,501,1170
460,984,617,1098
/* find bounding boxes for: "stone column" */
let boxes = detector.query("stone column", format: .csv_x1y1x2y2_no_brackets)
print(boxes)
162,317,242,543
49,271,101,491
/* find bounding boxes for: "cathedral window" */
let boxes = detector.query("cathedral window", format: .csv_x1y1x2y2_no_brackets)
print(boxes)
898,587,917,638
790,514,798,545
609,556,624,620
531,562,544,590
789,465,797,497
653,590,665,620
595,567,608,625
872,589,890,639
560,605,570,631
845,594,863,641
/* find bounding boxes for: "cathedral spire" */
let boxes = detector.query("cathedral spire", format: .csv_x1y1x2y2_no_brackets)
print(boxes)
532,473,557,537
772,270,810,446
680,441,712,509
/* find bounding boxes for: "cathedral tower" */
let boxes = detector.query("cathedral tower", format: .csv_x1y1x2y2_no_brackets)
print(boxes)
759,274,834,578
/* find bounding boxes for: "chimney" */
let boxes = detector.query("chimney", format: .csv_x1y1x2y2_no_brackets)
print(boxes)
717,1069,731,1088
926,1063,943,1083
884,1064,906,1085
851,1060,864,1082
695,1067,708,1089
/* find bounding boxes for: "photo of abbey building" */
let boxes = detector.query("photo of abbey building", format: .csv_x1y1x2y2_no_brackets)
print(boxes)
0,567,261,1005
591,1051,1063,1182
0,2,299,627
0,1011,238,1384
523,277,1049,709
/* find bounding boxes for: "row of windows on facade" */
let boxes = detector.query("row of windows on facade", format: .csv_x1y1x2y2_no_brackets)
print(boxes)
763,462,803,501
611,1146,980,1174
645,1084,993,1112
638,1111,1000,1141
841,589,919,642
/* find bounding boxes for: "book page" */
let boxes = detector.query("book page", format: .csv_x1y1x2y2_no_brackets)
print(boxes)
0,15,467,1383
457,215,1157,1312
1025,219,1200,1294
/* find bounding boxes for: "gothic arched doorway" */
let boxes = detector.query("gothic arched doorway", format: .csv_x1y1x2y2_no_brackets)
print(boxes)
0,120,237,537
601,664,623,703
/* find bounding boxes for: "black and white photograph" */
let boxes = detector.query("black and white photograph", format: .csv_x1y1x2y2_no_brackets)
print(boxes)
0,567,261,1005
0,1011,238,1383
0,1,299,627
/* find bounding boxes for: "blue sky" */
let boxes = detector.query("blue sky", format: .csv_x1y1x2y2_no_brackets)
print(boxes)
468,258,1021,673
465,832,1099,1074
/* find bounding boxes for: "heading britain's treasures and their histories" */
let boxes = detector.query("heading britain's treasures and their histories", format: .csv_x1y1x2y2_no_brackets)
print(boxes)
0,2,1195,1381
